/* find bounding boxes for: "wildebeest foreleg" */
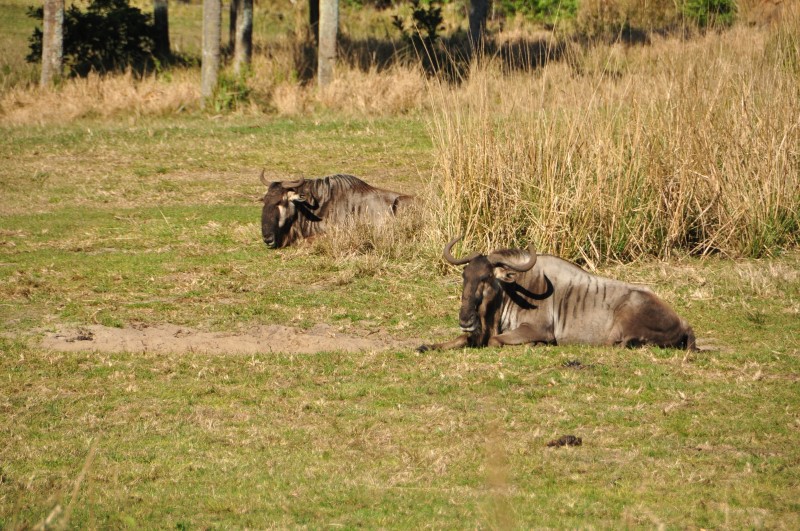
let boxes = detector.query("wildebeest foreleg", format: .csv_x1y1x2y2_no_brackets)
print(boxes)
487,323,552,347
416,333,470,352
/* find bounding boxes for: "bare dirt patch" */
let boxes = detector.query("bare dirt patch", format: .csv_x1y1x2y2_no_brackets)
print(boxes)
40,323,419,354
32,324,720,355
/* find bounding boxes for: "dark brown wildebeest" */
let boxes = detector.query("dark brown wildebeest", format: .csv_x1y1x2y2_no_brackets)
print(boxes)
418,236,696,351
259,171,412,248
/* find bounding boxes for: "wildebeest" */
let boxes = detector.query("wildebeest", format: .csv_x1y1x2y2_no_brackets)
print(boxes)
259,171,412,248
418,236,696,351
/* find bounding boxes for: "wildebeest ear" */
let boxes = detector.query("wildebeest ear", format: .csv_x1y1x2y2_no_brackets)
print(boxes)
287,190,318,208
494,266,518,283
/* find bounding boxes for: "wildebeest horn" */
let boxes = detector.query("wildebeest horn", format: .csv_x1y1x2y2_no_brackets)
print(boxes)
488,242,538,272
443,236,480,266
281,177,306,189
259,169,270,187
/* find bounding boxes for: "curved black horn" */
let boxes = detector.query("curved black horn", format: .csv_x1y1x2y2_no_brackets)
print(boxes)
488,242,538,272
281,177,306,189
443,235,480,266
259,169,270,187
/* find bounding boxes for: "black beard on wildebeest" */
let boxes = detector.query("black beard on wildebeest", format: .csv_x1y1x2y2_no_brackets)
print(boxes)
258,171,412,249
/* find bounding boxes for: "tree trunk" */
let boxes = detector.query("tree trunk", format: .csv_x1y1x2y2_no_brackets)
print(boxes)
233,0,253,76
317,0,337,88
229,0,237,52
309,0,319,44
154,0,170,59
201,0,221,106
468,0,489,53
41,0,64,86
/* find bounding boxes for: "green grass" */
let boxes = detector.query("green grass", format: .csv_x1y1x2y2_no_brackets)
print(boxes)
1,111,799,528
0,114,436,341
1,2,800,527
0,0,39,89
0,115,430,214
0,203,444,334
2,334,799,527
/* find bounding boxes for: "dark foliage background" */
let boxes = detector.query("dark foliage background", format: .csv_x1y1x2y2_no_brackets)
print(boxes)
27,0,155,77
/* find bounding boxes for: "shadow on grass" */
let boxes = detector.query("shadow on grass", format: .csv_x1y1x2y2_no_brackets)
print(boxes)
288,32,574,85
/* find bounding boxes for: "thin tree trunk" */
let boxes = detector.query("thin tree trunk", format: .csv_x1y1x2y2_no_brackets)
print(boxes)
41,0,64,86
201,0,221,106
154,0,170,59
233,0,252,76
229,0,237,52
317,0,337,88
468,0,489,53
309,0,319,44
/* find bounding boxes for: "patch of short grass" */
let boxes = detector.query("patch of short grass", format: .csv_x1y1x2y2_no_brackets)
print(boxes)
0,113,436,340
1,68,799,529
0,200,451,336
2,334,799,528
0,115,430,216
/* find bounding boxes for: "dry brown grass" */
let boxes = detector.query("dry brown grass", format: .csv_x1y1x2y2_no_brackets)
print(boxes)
2,4,797,263
317,65,427,116
0,54,428,124
307,198,434,266
3,0,798,128
270,63,427,117
426,14,800,261
575,0,680,36
0,69,200,126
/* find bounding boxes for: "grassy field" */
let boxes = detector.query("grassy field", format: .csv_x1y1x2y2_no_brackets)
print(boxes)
2,0,800,528
2,108,798,530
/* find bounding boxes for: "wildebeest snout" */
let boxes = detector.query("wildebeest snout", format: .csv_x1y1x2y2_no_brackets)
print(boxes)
459,307,478,333
459,321,478,333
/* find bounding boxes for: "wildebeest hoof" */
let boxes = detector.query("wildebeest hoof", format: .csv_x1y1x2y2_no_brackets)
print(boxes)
416,344,430,353
546,434,582,447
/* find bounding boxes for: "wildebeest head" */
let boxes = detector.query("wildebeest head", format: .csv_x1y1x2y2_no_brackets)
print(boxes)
260,171,318,248
443,236,537,338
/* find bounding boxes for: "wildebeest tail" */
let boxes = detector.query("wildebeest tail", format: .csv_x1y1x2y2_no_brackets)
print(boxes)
682,324,697,351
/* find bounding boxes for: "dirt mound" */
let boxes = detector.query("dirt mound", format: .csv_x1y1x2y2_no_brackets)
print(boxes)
40,323,418,354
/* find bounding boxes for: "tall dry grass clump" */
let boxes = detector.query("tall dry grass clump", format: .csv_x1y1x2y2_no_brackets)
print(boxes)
0,69,200,125
271,64,427,117
426,16,800,263
309,198,433,264
1,41,428,123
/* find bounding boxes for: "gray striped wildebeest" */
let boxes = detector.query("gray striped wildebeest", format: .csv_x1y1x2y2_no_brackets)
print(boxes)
417,236,696,351
259,171,412,248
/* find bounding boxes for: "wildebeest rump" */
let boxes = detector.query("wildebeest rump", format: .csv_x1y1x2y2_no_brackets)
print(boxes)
418,236,696,351
259,171,412,248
